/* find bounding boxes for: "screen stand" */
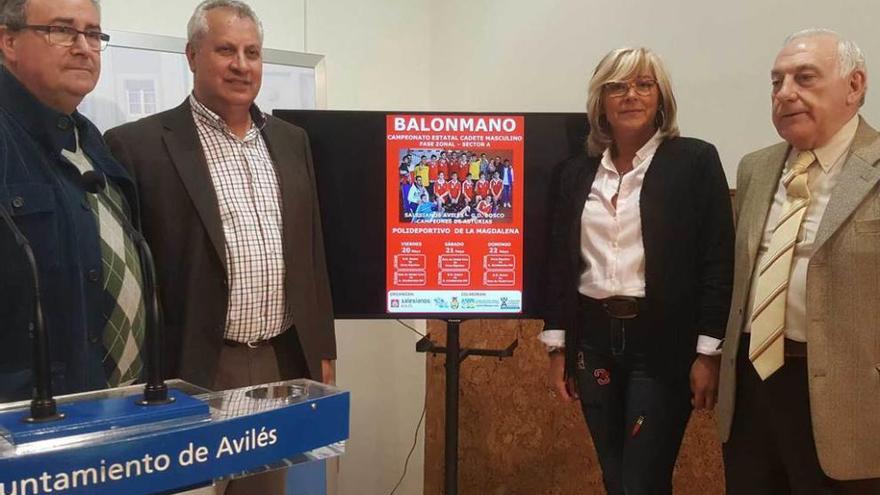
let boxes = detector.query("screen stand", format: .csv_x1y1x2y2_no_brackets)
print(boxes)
415,319,518,495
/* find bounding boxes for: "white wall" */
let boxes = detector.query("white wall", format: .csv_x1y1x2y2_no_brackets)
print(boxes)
102,0,306,51
427,0,880,183
329,320,426,495
101,2,430,495
306,0,433,112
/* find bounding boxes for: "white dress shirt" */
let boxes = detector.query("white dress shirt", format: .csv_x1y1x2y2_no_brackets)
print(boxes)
540,131,718,355
576,132,660,298
743,114,859,342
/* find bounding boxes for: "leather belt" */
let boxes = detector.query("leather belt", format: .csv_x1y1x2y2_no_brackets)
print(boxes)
784,339,807,358
598,296,643,320
223,333,283,349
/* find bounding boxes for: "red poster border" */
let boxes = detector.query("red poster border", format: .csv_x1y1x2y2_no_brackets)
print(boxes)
385,114,524,316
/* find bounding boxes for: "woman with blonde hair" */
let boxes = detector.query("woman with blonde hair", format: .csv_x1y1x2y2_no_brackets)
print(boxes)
541,47,734,494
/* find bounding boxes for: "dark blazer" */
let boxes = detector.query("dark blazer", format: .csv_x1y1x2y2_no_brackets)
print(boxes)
103,100,336,388
544,136,734,378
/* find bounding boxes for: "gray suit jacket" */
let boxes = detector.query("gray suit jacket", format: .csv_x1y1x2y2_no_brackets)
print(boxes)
717,117,880,480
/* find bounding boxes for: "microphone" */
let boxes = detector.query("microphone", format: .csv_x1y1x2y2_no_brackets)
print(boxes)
0,201,62,422
81,171,171,405
81,169,106,194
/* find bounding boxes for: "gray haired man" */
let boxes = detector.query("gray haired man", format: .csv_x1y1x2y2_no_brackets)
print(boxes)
104,1,337,493
717,28,880,494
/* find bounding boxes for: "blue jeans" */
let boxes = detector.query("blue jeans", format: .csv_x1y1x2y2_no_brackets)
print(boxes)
575,318,692,495
501,184,511,204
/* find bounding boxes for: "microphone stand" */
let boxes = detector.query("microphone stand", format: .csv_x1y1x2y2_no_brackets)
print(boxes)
0,203,63,422
136,237,171,405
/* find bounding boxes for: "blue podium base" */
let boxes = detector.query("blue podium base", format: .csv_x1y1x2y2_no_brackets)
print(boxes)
0,389,209,445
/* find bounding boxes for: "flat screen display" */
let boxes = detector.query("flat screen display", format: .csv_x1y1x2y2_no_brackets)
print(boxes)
274,110,588,319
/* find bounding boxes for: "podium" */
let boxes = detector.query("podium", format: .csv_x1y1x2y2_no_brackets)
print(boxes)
0,379,350,495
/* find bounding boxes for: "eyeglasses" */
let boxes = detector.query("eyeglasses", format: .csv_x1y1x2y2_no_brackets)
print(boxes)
16,25,110,51
603,79,657,98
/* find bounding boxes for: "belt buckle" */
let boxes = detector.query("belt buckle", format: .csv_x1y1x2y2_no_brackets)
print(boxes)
603,297,638,319
246,340,260,349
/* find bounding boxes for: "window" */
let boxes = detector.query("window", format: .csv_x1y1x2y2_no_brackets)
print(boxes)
124,79,158,117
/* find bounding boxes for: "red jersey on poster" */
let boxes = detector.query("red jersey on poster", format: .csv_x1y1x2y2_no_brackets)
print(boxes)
462,179,474,201
490,178,503,198
438,159,449,178
447,179,462,203
475,178,490,198
434,178,449,201
476,198,492,217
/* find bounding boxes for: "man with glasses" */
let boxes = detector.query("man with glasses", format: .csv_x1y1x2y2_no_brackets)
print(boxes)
13,22,108,50
0,0,146,401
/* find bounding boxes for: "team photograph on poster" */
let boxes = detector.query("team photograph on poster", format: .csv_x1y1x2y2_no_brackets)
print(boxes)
397,149,515,223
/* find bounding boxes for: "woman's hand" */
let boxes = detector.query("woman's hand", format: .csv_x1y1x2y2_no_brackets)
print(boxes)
548,351,579,402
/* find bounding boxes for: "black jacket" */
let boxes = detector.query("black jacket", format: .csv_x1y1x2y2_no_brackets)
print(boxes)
543,136,734,378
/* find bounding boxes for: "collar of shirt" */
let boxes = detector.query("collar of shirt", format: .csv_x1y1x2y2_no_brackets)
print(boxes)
188,93,267,141
599,129,664,174
792,113,859,173
0,66,95,153
62,128,92,175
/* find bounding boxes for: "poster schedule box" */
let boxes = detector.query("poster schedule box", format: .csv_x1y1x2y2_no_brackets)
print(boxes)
386,114,524,315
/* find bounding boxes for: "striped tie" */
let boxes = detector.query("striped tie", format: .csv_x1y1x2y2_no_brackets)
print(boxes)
748,150,815,380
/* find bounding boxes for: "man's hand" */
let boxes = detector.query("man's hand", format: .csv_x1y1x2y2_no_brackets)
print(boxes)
548,351,579,402
321,359,336,386
690,354,721,410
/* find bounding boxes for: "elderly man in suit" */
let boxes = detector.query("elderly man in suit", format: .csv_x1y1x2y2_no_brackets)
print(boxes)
104,1,336,493
717,28,880,494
